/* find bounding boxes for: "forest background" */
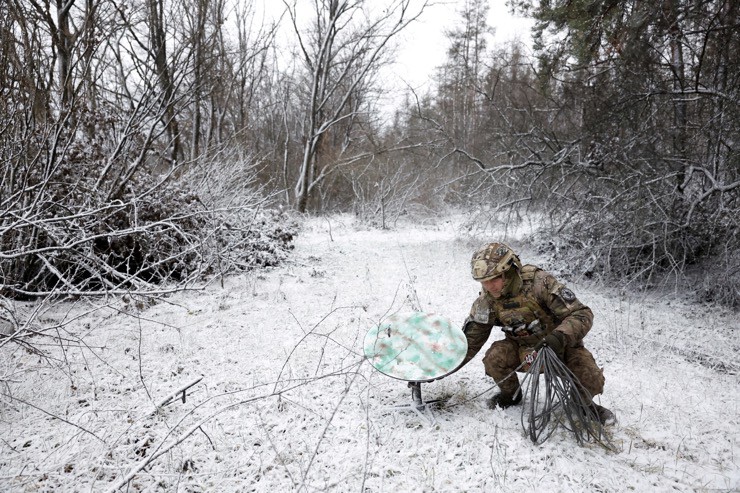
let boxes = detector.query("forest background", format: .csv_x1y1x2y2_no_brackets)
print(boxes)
0,0,738,490
1,0,738,307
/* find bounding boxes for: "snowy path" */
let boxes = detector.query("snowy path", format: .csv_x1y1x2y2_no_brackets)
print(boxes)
1,214,738,492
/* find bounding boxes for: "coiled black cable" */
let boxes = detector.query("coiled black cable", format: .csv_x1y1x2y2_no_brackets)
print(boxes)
518,346,615,450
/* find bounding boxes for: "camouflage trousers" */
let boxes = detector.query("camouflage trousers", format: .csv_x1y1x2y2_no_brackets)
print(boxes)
483,338,605,403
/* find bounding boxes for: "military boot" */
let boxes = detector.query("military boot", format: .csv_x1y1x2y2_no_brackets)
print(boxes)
590,404,616,426
488,391,522,409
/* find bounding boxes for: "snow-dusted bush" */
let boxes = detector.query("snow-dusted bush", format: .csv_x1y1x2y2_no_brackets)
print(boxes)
533,186,739,308
0,136,296,299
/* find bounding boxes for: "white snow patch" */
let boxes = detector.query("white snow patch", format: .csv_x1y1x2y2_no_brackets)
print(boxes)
0,213,737,492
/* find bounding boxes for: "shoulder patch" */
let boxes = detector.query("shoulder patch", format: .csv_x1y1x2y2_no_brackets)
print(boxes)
559,287,576,302
470,294,492,324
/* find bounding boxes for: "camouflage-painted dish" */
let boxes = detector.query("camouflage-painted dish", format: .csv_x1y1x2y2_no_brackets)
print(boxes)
363,312,467,382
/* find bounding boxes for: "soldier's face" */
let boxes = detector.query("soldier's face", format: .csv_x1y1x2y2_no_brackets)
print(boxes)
481,276,505,298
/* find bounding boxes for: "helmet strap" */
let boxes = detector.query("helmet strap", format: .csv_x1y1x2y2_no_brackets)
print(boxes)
502,267,523,297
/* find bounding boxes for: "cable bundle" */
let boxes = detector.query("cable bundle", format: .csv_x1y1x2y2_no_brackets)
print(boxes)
519,346,615,450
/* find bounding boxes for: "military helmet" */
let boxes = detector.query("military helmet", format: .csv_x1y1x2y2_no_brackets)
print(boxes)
470,242,521,281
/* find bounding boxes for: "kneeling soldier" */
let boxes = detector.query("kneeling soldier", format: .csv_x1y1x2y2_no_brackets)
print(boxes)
460,242,615,425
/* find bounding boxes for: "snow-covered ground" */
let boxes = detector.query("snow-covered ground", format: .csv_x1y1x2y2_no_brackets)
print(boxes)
1,214,738,492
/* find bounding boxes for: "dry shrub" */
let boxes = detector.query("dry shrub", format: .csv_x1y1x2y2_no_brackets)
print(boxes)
1,150,296,298
536,193,739,308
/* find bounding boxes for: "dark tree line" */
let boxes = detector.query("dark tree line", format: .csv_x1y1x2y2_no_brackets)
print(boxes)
399,0,738,305
1,0,737,306
521,0,739,304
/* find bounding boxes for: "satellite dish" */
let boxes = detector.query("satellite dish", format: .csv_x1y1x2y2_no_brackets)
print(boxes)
364,312,467,382
364,312,467,417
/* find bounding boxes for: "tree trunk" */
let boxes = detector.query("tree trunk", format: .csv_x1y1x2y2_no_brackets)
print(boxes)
148,0,181,165
190,0,208,161
665,0,687,192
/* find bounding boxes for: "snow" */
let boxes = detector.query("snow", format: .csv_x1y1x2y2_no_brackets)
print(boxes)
1,213,738,492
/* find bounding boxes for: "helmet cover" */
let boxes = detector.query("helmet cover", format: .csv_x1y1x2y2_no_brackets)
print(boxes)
471,243,521,281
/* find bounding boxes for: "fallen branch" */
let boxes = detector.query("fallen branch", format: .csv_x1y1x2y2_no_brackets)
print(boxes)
152,376,204,413
1,394,106,444
105,360,364,492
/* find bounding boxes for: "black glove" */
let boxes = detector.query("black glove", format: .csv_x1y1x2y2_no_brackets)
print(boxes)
535,331,566,360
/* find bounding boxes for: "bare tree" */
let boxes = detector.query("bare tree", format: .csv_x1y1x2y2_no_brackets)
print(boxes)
146,0,182,164
0,0,293,301
284,0,428,213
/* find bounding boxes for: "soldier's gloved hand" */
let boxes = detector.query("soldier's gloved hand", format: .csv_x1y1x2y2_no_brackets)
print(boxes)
535,331,566,360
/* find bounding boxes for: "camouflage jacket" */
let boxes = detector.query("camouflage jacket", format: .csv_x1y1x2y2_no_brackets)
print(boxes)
461,265,593,366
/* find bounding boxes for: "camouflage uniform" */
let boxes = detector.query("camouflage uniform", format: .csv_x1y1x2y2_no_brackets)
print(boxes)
463,257,605,403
